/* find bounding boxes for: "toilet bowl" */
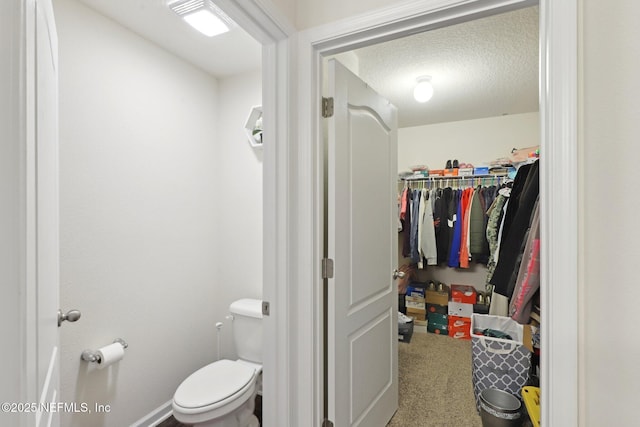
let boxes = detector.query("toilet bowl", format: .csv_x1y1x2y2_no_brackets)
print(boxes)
172,299,264,427
172,359,261,427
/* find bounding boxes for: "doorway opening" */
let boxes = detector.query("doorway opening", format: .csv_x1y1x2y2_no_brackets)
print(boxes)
306,0,578,426
325,6,540,425
325,6,539,425
52,0,280,425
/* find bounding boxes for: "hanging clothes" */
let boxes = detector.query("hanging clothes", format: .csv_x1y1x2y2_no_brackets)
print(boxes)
417,189,427,268
509,198,540,324
435,187,452,265
491,160,540,298
419,188,438,266
497,162,532,242
459,187,474,268
400,187,408,220
401,189,413,258
410,189,421,264
397,176,510,271
448,190,463,268
469,186,490,263
485,192,508,282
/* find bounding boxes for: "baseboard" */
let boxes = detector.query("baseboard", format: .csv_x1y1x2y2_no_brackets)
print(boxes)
129,400,173,427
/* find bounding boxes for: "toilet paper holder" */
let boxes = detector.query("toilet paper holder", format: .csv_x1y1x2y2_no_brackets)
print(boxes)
81,338,128,363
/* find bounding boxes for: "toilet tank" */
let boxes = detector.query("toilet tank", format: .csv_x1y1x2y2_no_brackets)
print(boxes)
229,299,263,363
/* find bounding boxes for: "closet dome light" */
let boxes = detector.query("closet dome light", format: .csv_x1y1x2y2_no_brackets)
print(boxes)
414,76,434,103
168,0,235,37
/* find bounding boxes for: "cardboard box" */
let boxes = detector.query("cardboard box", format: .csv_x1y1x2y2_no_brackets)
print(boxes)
427,322,448,335
426,303,448,315
425,284,449,306
443,168,459,176
474,166,489,175
427,312,448,326
406,285,426,298
448,315,471,327
448,301,474,318
405,295,425,310
407,307,426,322
448,315,471,340
458,167,474,176
523,324,534,353
449,330,471,340
451,284,477,304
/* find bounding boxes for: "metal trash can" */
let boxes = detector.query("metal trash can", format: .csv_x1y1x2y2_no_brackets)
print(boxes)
479,388,523,427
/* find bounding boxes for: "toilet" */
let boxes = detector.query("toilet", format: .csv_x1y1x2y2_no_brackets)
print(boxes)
172,299,263,427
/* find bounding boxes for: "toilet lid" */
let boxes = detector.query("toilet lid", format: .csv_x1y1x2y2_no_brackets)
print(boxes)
174,360,255,409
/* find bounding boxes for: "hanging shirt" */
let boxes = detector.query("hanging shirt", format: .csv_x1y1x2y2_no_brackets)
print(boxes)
436,187,452,265
485,193,507,283
410,189,421,264
401,189,413,258
469,186,489,263
417,189,427,268
492,160,539,298
510,199,540,324
400,188,408,220
419,188,438,267
448,190,463,268
458,187,474,268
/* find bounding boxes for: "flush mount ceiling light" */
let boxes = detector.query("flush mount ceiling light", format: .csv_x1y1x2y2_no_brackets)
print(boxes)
168,0,236,37
413,76,434,103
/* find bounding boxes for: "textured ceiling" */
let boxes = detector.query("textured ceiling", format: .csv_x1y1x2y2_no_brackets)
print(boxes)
73,1,537,128
354,6,539,127
76,0,262,77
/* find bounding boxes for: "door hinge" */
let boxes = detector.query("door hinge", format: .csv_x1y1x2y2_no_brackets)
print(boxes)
262,301,270,316
322,97,334,118
322,258,334,279
322,420,334,427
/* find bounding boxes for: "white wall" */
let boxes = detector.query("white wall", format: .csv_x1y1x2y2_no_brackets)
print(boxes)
212,69,264,359
56,0,261,425
581,0,640,425
296,0,401,29
270,0,296,28
398,112,539,172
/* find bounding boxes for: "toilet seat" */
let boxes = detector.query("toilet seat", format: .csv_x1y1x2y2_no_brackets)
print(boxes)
173,359,256,414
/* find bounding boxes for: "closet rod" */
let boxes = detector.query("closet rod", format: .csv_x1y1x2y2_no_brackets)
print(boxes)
400,173,508,182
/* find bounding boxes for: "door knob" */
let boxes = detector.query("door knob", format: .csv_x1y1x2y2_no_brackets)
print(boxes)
392,269,406,280
58,309,81,327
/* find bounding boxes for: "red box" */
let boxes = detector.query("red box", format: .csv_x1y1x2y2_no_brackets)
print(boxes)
449,330,471,340
448,315,471,340
451,284,477,304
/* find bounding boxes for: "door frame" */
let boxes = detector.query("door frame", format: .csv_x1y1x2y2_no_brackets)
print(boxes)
12,1,295,426
295,0,578,426
4,1,40,426
214,4,295,427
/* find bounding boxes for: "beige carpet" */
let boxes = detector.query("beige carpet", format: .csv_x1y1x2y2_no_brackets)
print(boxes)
388,330,483,427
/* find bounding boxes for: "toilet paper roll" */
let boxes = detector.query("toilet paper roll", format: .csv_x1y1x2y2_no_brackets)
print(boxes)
96,342,125,369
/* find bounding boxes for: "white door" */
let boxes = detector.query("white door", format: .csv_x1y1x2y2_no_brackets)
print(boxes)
326,59,398,427
35,1,60,426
